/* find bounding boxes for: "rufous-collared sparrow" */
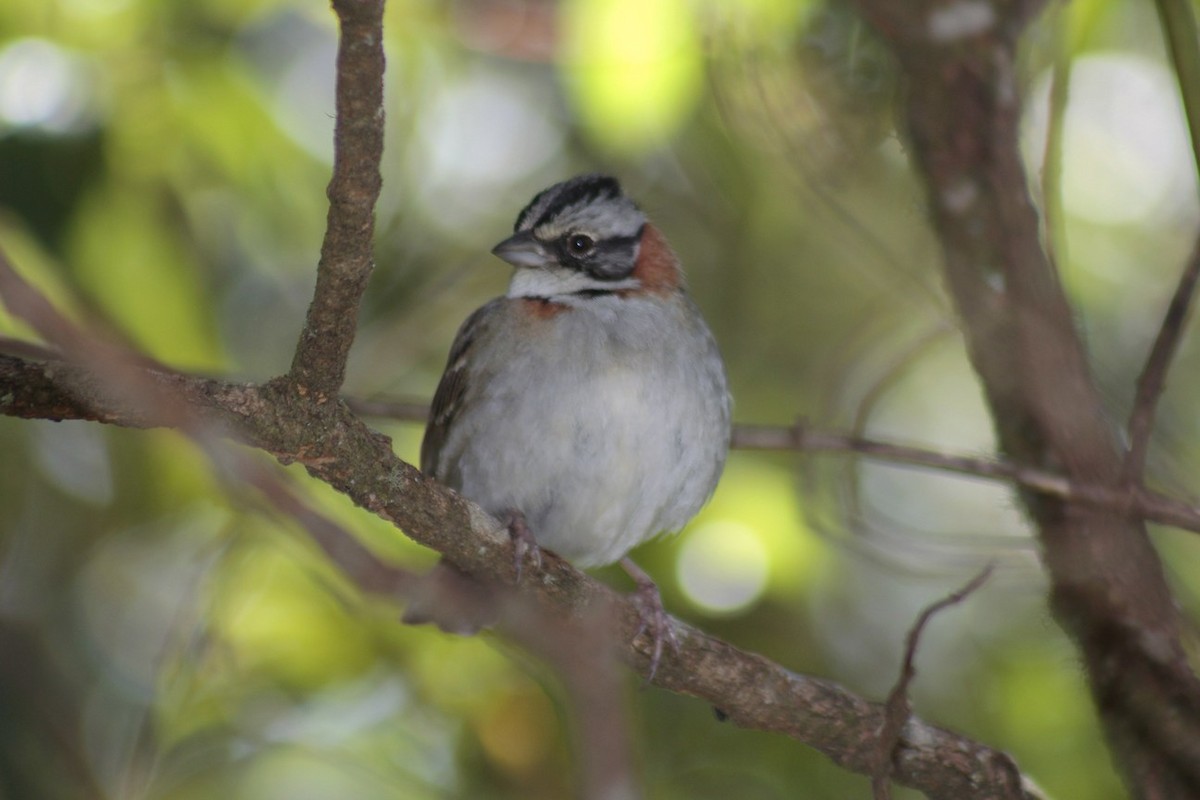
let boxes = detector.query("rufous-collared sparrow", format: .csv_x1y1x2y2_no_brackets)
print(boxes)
417,174,731,672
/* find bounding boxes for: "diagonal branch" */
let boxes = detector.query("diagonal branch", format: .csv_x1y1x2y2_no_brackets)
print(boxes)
0,352,1039,799
1122,233,1200,484
1155,0,1200,166
1122,0,1200,484
288,0,386,399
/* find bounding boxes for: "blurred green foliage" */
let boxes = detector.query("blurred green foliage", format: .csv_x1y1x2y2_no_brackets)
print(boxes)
3,0,1199,797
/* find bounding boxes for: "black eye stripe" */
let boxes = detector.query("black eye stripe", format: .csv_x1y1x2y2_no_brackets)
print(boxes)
553,233,638,261
600,233,640,251
550,231,642,282
595,233,640,257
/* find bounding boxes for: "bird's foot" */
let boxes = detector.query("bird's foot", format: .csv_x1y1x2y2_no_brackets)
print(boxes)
502,509,542,583
620,558,679,684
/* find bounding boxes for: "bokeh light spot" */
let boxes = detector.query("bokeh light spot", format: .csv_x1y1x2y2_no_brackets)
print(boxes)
562,0,703,153
412,67,564,233
677,520,769,614
476,688,557,775
1026,53,1196,226
0,38,99,134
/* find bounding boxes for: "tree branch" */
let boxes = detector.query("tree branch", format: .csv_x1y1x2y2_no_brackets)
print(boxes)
0,345,1040,799
873,566,994,800
288,0,386,398
1122,232,1200,484
1155,0,1200,166
740,423,1200,535
852,0,1200,794
1122,0,1200,484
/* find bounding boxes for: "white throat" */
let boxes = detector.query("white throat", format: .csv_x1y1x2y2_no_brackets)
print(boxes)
507,267,639,299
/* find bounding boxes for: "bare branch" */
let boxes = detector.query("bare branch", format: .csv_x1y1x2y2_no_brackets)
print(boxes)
1122,0,1200,483
1123,233,1200,484
872,566,994,800
342,396,1200,535
0,350,1040,799
1155,0,1200,167
1039,8,1071,275
852,0,1200,793
288,0,386,398
742,423,1200,535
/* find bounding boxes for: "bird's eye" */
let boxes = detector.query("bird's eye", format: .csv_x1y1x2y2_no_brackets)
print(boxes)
568,234,594,254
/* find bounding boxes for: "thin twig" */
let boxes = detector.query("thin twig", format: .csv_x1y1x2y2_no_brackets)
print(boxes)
1123,0,1200,483
872,565,995,800
1155,0,1200,167
342,397,1200,535
1040,2,1072,280
1122,234,1200,484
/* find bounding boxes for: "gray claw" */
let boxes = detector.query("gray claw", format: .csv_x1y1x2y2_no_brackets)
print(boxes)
621,558,679,683
503,509,542,583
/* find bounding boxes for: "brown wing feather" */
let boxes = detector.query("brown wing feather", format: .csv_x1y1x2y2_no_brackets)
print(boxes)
421,299,503,477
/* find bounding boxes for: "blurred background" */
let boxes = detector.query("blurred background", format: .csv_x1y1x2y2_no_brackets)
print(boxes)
1,0,1198,797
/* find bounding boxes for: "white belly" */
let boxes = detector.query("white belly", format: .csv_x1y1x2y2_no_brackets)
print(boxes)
439,297,729,567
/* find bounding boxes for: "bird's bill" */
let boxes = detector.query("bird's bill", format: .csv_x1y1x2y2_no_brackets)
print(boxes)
491,231,553,269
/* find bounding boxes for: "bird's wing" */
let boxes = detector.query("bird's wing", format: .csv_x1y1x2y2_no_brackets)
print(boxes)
420,298,505,477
